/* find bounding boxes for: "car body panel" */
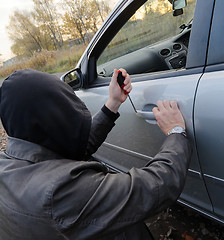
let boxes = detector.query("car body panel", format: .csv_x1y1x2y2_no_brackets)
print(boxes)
196,0,224,220
76,70,213,215
63,0,224,224
207,0,224,66
186,0,215,69
194,70,224,218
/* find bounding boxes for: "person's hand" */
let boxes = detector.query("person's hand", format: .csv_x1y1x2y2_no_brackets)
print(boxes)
152,100,186,136
106,68,132,113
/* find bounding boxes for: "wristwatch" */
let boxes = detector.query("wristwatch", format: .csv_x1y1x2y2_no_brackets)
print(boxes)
167,126,187,137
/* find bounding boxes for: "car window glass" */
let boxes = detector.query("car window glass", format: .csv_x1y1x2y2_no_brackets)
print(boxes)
97,0,197,77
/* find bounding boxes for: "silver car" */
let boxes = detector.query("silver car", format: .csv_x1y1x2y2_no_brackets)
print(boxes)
62,0,224,224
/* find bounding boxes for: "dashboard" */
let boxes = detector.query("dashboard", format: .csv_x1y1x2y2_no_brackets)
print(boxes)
97,26,191,77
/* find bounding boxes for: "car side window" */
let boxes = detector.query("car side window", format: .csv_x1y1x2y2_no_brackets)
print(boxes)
97,0,197,77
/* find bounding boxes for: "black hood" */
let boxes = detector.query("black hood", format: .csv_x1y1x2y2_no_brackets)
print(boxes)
0,69,91,160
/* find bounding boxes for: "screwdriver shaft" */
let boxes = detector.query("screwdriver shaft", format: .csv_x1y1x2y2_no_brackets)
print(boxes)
128,95,137,113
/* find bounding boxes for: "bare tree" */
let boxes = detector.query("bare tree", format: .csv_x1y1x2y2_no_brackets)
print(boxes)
6,0,112,57
33,0,64,50
62,0,111,44
63,0,91,43
93,0,104,22
7,10,44,56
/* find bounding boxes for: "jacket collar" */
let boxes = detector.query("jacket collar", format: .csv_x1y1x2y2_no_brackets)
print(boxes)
5,137,63,163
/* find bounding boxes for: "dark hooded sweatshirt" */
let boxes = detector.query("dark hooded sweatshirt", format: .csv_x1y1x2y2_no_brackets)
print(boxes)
0,69,191,240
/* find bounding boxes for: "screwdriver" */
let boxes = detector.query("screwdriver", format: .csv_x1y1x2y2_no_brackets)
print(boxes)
117,70,137,113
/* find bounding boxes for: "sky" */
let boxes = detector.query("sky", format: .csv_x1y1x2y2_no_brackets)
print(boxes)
0,0,118,62
0,0,34,61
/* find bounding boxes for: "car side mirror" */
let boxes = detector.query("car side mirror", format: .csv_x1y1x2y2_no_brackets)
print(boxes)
60,68,83,90
168,0,187,16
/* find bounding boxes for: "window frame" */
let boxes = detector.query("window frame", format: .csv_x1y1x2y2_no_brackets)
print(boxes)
76,0,214,88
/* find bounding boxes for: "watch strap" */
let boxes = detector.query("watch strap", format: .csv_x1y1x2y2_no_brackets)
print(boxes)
167,126,187,137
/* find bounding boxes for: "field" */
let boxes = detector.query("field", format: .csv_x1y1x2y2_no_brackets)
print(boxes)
0,44,86,79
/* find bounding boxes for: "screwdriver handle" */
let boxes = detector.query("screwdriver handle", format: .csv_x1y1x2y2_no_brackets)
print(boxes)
117,70,129,95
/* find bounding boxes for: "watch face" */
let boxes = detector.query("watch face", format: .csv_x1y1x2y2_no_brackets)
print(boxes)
173,126,183,132
168,126,186,135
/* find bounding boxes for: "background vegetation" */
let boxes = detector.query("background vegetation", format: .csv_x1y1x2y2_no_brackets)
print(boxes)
0,0,110,78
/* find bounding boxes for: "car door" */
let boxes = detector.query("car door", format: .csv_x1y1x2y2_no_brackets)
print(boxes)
64,0,216,220
194,0,224,221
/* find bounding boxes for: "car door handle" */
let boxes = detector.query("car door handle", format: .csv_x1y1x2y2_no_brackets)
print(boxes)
136,110,156,121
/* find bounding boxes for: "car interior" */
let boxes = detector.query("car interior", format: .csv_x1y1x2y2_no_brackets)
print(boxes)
97,22,192,77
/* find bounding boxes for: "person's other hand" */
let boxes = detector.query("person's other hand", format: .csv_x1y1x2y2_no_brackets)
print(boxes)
106,68,132,113
153,100,186,136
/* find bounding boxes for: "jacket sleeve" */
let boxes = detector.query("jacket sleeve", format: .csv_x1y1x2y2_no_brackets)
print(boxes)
84,108,118,160
53,133,192,240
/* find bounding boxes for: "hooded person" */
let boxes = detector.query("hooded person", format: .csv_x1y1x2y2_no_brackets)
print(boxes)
0,69,191,240
0,69,92,161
